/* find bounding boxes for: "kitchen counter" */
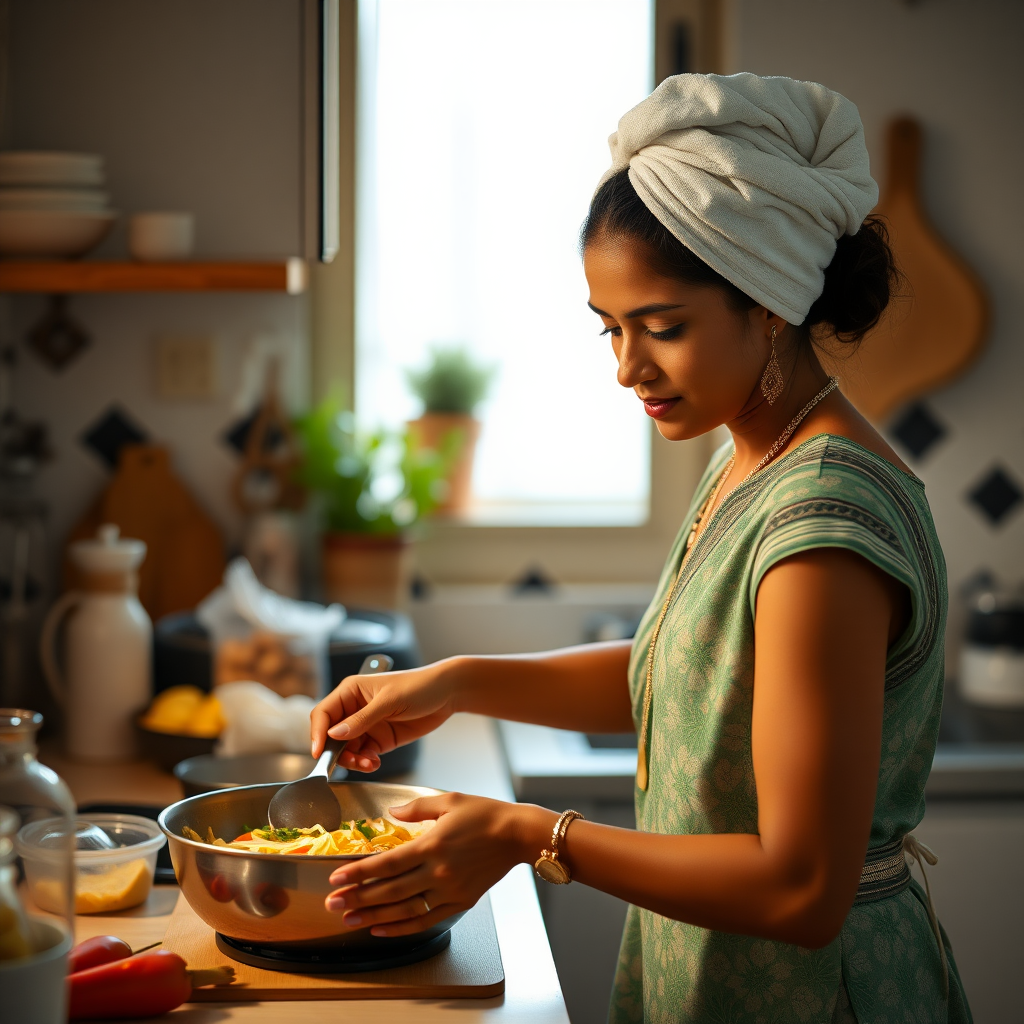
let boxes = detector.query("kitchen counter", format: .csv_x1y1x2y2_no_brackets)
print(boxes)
42,714,570,1024
498,720,1024,801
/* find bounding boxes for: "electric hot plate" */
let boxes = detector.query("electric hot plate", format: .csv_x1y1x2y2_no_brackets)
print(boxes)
214,931,452,974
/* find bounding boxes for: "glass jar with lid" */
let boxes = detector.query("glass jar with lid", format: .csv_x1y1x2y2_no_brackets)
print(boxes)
0,711,74,1022
0,710,74,923
0,803,33,959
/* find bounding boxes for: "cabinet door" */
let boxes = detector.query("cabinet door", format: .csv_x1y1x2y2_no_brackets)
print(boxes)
915,800,1024,1024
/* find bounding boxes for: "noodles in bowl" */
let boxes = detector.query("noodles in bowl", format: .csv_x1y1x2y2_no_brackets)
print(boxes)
181,817,420,856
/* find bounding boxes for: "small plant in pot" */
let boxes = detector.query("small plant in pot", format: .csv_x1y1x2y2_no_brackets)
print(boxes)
405,346,496,515
295,393,451,609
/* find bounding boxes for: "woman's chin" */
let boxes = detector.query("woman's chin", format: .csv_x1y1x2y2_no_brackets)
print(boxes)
652,417,702,442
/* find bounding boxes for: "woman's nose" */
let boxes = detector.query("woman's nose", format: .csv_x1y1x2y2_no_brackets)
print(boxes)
615,333,656,389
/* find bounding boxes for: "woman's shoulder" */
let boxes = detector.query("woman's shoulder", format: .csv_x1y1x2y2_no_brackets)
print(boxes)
765,433,926,511
755,433,942,579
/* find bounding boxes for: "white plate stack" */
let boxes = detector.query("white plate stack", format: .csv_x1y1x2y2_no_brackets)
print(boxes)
0,151,116,258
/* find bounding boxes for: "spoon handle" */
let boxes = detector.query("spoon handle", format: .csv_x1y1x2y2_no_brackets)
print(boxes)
317,653,396,777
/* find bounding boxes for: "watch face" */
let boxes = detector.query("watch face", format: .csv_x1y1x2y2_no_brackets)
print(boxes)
534,856,570,884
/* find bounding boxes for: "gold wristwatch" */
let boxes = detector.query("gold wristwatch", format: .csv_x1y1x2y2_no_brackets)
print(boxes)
533,809,584,884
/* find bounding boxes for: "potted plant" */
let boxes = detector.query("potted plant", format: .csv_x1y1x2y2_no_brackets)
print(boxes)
405,346,496,515
295,394,450,609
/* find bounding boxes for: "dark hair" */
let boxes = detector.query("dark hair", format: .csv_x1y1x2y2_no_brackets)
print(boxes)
581,168,899,345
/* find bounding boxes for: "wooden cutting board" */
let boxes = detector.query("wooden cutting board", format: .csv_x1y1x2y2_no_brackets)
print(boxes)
162,891,505,1001
819,117,988,422
67,444,225,619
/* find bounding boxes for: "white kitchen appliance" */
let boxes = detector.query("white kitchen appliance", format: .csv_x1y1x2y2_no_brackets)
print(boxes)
40,524,152,761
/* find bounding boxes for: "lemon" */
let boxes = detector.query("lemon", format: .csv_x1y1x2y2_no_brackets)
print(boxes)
0,902,33,960
186,694,225,738
140,685,205,733
74,859,151,914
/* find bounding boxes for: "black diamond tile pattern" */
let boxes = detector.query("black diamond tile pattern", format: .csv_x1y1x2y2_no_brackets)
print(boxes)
968,466,1023,526
223,408,258,454
222,405,286,456
891,402,946,460
81,406,148,469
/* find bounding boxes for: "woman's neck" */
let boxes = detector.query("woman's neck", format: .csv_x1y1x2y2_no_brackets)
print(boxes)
726,347,833,481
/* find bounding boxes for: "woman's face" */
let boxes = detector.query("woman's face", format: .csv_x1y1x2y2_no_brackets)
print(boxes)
584,232,774,441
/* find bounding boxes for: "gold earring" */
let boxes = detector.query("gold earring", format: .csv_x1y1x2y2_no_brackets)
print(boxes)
760,324,784,405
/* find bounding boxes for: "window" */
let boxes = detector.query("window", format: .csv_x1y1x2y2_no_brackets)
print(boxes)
356,0,654,526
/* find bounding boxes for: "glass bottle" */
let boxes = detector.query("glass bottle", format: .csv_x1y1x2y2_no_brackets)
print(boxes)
0,710,74,928
0,804,33,959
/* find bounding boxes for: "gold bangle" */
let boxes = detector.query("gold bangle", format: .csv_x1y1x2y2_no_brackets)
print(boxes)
533,809,584,885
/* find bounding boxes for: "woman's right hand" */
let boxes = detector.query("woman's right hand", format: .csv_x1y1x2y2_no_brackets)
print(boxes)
310,658,462,772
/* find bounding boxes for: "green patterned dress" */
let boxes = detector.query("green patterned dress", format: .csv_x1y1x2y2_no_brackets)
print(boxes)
610,434,972,1024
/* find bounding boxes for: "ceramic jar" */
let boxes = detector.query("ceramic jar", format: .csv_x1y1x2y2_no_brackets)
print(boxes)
40,524,152,761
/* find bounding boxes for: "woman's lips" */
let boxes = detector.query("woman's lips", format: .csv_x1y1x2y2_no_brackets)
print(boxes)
641,396,681,419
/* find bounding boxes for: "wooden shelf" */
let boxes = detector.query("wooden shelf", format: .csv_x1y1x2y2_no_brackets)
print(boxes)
0,257,307,294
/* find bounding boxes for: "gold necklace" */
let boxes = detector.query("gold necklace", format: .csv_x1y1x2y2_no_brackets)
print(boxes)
635,376,840,791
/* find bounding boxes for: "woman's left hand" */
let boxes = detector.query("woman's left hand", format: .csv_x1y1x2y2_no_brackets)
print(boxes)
323,793,555,936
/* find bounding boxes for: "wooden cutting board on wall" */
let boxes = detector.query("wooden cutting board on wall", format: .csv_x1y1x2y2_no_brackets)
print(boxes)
67,445,225,619
819,117,988,422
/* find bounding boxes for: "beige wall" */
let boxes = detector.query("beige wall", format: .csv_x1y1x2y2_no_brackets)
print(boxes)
4,0,310,575
727,0,1024,657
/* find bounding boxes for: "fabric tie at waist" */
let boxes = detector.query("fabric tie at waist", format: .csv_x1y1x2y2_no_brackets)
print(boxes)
855,834,948,997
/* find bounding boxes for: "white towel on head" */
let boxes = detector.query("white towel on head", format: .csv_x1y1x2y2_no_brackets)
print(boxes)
600,73,878,325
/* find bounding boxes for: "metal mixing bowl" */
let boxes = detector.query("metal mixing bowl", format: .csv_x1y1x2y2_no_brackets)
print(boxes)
158,781,461,950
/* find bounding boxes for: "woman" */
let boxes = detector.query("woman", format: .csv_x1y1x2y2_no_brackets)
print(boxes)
312,73,972,1023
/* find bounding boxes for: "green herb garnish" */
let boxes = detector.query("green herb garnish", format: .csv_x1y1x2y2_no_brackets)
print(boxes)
253,825,304,843
354,819,376,841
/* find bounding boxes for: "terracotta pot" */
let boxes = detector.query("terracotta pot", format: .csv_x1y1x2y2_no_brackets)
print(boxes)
407,413,481,515
321,533,412,610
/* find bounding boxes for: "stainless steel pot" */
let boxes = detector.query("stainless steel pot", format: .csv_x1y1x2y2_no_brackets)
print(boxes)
158,781,460,950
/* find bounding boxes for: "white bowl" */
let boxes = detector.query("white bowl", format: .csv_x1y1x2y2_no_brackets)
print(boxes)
0,151,104,187
0,209,115,257
0,187,110,212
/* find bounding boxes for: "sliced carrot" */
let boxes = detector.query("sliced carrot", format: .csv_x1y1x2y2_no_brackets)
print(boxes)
291,845,312,855
232,832,253,843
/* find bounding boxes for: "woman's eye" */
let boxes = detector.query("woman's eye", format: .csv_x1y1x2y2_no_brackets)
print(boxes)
649,324,685,340
598,326,622,338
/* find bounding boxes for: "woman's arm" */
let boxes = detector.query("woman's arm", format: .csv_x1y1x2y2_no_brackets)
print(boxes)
311,640,634,771
450,640,635,730
326,547,901,948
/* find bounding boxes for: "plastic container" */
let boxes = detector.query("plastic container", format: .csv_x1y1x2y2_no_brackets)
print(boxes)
18,813,166,915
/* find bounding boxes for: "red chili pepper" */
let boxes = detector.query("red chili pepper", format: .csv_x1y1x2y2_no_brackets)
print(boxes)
68,949,234,1020
68,935,133,973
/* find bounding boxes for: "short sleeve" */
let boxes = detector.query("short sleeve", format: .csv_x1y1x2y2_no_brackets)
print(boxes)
748,449,942,685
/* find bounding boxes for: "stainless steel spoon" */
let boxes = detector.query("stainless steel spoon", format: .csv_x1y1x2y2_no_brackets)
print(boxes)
266,653,394,832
